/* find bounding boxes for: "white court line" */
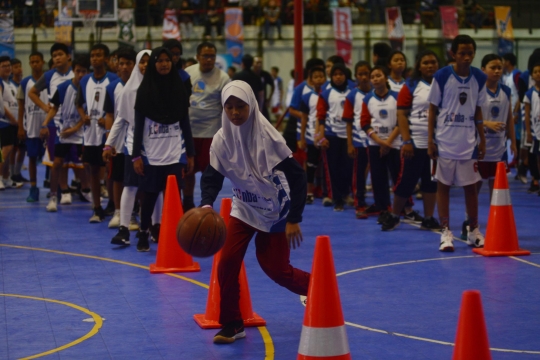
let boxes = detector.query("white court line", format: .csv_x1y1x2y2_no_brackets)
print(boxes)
510,256,540,268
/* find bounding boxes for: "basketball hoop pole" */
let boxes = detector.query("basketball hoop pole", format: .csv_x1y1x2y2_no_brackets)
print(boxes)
294,0,303,87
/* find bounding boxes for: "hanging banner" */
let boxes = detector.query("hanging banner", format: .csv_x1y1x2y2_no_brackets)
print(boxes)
225,8,244,65
495,6,514,55
0,10,15,58
117,8,136,48
332,8,352,66
385,7,404,51
54,9,72,48
162,8,181,41
440,6,458,40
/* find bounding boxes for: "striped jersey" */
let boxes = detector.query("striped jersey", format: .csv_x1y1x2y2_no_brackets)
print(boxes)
342,88,368,148
481,83,511,162
78,72,119,146
317,86,351,138
51,80,83,144
524,86,540,140
299,89,321,145
427,65,487,160
20,76,49,138
360,90,400,148
397,79,432,149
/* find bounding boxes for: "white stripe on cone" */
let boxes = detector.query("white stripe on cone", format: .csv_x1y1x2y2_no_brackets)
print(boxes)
491,189,511,206
298,325,350,357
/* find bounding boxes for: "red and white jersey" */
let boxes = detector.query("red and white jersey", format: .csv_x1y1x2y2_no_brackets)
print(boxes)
524,86,540,140
318,86,350,138
342,88,368,147
300,90,321,145
397,79,432,149
388,77,405,93
360,90,400,148
427,65,487,160
481,83,511,162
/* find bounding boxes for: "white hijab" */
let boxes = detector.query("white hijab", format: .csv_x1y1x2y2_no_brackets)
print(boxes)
210,80,292,198
117,49,151,125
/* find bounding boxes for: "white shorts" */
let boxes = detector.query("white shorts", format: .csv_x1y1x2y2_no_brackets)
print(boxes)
434,157,481,187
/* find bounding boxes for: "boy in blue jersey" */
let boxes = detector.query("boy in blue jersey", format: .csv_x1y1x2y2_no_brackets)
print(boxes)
524,62,540,195
427,34,487,252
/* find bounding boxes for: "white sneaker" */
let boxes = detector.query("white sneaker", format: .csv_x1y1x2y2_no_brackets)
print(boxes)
322,197,333,207
108,210,121,228
80,190,92,203
100,185,109,198
46,195,58,212
60,192,72,205
439,228,454,252
128,215,140,231
467,227,485,248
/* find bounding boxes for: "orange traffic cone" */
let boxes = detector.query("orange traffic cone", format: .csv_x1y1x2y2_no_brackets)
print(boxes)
193,198,266,328
473,162,530,257
452,290,491,360
298,235,350,360
149,175,200,273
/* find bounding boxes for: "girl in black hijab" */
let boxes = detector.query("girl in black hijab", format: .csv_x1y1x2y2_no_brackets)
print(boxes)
132,47,194,252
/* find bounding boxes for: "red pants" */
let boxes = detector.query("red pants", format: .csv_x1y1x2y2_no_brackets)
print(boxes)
218,216,311,325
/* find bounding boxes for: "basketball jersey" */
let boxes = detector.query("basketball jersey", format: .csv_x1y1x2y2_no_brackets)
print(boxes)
79,72,119,146
271,76,282,108
520,70,536,137
323,79,357,91
342,88,368,148
141,117,185,166
388,78,405,93
397,79,432,149
299,90,320,145
42,68,74,124
53,80,83,145
524,87,540,140
481,83,511,162
20,76,49,138
0,79,18,127
105,78,125,117
502,69,520,112
290,81,313,139
319,86,350,138
361,90,400,148
427,65,487,160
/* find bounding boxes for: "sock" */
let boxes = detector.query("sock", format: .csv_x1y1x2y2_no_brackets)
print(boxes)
14,162,23,176
120,186,137,228
468,216,478,230
440,216,449,229
151,192,163,225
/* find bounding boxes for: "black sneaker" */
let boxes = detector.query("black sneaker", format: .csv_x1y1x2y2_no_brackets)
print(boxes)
364,204,382,217
377,211,392,224
111,226,130,245
381,214,400,231
306,194,314,205
403,210,424,223
12,174,29,183
89,207,105,223
527,182,539,193
104,201,116,217
420,217,441,230
43,179,50,188
460,220,469,240
213,320,246,344
150,223,160,243
136,231,150,252
333,203,344,212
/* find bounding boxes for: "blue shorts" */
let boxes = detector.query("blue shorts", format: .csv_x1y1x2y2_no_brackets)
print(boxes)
26,137,45,158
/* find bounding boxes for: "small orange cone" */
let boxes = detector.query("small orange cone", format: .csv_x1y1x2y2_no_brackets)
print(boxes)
193,198,266,328
473,162,530,257
149,175,200,273
298,235,350,360
452,290,491,360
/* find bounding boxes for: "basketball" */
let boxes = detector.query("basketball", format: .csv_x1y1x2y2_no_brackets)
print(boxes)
176,207,227,258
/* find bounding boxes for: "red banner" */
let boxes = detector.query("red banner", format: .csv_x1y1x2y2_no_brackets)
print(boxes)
162,8,180,41
332,8,352,66
440,6,458,40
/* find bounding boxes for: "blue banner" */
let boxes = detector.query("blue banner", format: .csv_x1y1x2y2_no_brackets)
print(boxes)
0,11,15,58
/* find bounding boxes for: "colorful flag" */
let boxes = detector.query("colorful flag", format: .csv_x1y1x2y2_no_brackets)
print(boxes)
0,11,14,58
495,6,514,55
440,6,458,40
332,8,352,66
225,8,244,65
117,8,136,47
385,7,404,51
162,8,181,41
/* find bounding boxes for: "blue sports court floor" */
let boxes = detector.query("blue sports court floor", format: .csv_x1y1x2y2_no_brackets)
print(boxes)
0,164,539,359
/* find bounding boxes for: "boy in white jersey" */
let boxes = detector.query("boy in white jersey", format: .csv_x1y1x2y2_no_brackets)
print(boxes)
427,34,487,252
524,62,540,195
42,56,91,212
76,43,119,223
0,56,20,189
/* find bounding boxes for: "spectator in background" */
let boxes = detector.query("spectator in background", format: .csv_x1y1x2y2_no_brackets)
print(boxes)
203,0,223,39
372,42,392,66
185,57,198,67
179,0,194,40
263,0,282,40
232,54,264,110
227,66,236,79
270,66,283,118
252,56,275,120
368,0,386,24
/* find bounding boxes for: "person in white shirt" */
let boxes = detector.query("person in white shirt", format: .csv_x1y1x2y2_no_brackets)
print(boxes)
523,62,540,195
0,56,20,189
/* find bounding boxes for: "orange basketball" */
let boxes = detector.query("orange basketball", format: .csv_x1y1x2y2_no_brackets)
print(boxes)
176,207,227,258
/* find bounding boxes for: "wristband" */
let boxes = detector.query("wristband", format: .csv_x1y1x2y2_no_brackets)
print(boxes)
367,130,374,138
201,204,213,209
103,146,112,151
131,156,141,162
317,137,327,145
402,140,412,145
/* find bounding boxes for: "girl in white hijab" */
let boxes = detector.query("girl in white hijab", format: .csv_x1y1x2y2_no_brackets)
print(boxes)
200,80,311,344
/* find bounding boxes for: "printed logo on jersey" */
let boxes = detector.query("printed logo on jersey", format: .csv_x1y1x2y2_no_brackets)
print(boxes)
490,106,500,118
459,92,467,105
193,80,206,95
94,91,100,102
232,188,259,203
379,109,388,119
444,113,466,124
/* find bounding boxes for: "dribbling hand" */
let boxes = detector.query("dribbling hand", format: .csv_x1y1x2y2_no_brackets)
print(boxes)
286,222,303,250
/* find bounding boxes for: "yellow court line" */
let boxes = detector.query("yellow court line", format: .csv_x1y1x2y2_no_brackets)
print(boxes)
0,244,275,358
0,293,103,360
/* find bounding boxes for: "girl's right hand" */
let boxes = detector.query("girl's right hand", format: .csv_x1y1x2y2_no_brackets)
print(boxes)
527,132,533,144
133,158,144,176
428,142,438,160
401,143,414,159
285,222,303,249
298,138,307,151
347,143,356,158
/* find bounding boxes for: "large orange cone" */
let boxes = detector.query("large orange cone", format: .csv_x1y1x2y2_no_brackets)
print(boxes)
193,198,266,328
473,162,530,257
149,175,200,273
298,236,350,360
452,290,491,360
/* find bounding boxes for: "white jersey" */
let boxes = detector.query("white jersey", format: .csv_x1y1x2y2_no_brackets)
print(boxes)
388,78,405,93
342,88,368,148
397,79,432,149
299,90,320,145
36,68,74,124
320,86,350,138
285,78,295,108
427,65,487,160
52,80,83,144
360,90,400,149
502,69,520,113
19,76,49,138
520,70,537,137
271,76,282,108
524,86,540,140
481,83,511,162
141,117,184,166
1,79,18,125
79,72,118,146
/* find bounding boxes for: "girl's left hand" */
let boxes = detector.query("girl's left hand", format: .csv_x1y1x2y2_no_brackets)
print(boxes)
133,158,145,176
185,156,194,176
285,222,303,249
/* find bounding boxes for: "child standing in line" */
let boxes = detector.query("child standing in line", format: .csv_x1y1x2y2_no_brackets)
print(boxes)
523,62,540,195
427,34,487,252
387,50,407,92
199,80,310,344
342,61,372,219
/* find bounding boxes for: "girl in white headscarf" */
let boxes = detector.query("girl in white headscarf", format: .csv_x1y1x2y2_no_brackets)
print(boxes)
200,80,310,344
